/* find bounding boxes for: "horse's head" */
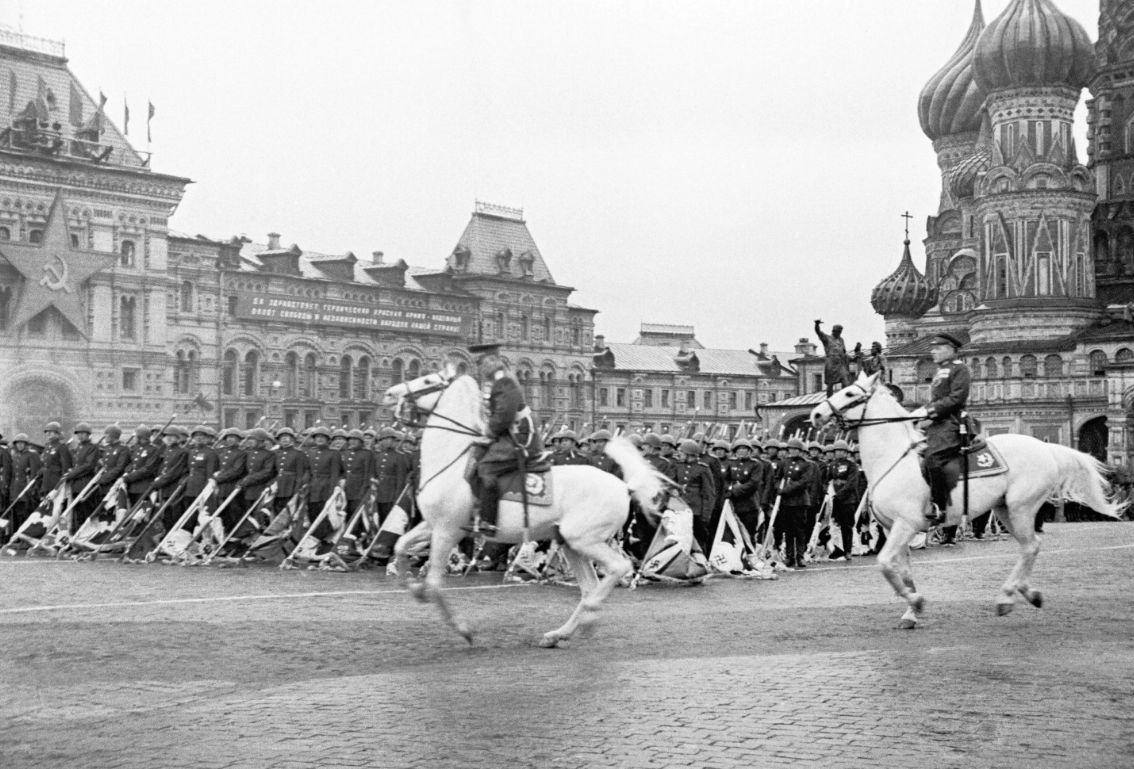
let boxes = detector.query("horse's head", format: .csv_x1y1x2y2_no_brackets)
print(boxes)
811,372,880,429
383,362,457,420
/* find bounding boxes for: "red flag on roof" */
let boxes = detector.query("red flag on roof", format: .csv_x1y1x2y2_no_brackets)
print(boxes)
147,100,154,142
123,95,129,135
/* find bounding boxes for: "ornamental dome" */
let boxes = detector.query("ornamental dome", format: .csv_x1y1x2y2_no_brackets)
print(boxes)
973,0,1095,93
918,1,986,141
871,240,938,318
948,113,993,200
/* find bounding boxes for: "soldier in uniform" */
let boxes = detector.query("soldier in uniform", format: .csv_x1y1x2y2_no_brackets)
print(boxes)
150,425,190,528
63,423,100,531
8,434,41,534
827,440,860,561
551,430,590,466
272,427,310,515
777,437,818,568
122,426,163,509
96,425,131,519
642,433,668,473
362,427,377,452
658,434,677,466
40,421,73,499
214,427,248,528
306,425,342,537
341,429,375,517
372,426,409,524
0,432,11,522
725,438,763,538
468,342,541,536
706,438,731,534
910,332,971,526
330,428,348,452
185,426,220,526
804,441,826,550
589,429,618,475
238,428,277,527
665,438,717,552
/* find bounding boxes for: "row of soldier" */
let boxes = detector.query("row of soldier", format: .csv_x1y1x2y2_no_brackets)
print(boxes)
545,428,869,568
0,421,421,565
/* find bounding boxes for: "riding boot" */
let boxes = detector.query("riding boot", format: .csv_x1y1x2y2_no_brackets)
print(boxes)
926,466,950,524
477,483,500,536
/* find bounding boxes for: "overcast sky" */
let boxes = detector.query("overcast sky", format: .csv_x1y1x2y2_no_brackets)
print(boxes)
2,0,1102,354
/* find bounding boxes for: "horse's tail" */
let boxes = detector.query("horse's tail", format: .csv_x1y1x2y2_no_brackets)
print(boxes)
603,436,667,523
1046,444,1126,519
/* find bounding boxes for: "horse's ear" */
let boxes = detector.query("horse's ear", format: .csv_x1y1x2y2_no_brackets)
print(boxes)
864,371,881,387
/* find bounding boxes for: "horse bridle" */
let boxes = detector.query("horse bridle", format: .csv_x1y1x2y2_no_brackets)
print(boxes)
395,374,482,438
822,380,920,430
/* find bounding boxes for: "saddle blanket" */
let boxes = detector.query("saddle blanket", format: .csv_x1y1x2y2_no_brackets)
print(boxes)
965,439,1008,479
500,470,554,507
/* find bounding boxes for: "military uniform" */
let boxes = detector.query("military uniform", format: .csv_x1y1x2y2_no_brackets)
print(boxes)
272,431,311,514
150,431,189,528
372,440,409,523
665,442,717,552
776,444,818,567
0,438,11,520
122,432,163,508
725,448,763,535
214,430,248,525
588,430,619,475
828,444,860,559
63,427,101,531
40,432,73,497
341,438,376,515
8,439,42,532
923,336,972,519
239,437,278,523
96,432,131,523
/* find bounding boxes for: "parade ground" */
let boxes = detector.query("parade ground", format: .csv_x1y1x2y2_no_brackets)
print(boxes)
0,522,1131,769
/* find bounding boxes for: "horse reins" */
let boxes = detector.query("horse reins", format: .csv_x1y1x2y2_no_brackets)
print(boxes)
822,380,924,495
396,375,484,494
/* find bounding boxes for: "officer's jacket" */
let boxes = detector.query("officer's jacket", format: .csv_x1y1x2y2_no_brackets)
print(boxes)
725,458,763,513
0,448,12,498
214,447,248,497
64,439,100,494
372,448,408,504
590,452,619,475
763,455,783,507
646,454,669,474
486,372,525,438
274,446,310,498
805,457,826,503
665,459,717,520
240,448,277,501
185,446,219,498
41,439,73,493
308,446,342,504
123,441,163,495
927,359,971,423
150,445,189,501
10,448,42,499
98,442,131,487
707,456,730,509
829,458,861,507
777,456,818,507
552,449,591,467
341,447,375,501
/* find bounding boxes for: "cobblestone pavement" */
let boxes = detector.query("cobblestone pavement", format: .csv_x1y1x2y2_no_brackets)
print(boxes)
0,522,1132,768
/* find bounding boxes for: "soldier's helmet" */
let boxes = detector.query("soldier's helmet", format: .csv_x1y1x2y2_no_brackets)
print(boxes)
822,443,836,453
13,433,29,444
104,425,122,439
808,441,822,452
362,427,377,437
378,427,398,440
732,438,752,451
331,428,348,440
628,433,643,447
786,437,806,451
191,424,211,438
643,432,662,448
559,430,578,442
711,439,730,452
678,439,700,456
134,425,151,438
348,429,365,441
310,425,332,439
162,424,182,437
591,429,612,442
394,430,406,441
832,439,851,451
248,428,274,442
275,426,297,439
692,431,706,443
44,421,62,433
660,434,677,447
74,422,92,434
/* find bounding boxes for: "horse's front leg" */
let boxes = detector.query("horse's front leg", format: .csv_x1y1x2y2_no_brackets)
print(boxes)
424,525,475,644
394,520,431,597
877,517,925,629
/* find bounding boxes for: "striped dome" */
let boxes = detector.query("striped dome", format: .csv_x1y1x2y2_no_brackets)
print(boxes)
919,1,987,141
871,241,937,318
973,0,1095,93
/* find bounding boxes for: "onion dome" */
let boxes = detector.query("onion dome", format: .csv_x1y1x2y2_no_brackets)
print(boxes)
948,113,993,199
973,0,1095,93
871,240,938,318
919,1,986,141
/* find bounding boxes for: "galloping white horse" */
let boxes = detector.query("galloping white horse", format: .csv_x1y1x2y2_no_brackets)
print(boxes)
383,366,666,647
812,372,1122,628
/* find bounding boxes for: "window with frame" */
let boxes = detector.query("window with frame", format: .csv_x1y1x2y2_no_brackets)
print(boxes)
122,368,139,392
686,390,696,408
120,239,135,267
120,296,137,340
180,281,194,312
1043,354,1063,378
1089,350,1107,375
339,355,353,399
644,389,653,408
227,296,238,317
729,391,738,410
243,351,259,396
224,409,238,429
745,392,753,410
616,388,626,407
29,229,43,244
599,388,609,407
0,226,9,240
661,389,670,408
985,356,998,378
285,352,299,398
222,349,237,396
354,356,370,400
303,353,317,397
704,391,713,409
1020,354,1037,378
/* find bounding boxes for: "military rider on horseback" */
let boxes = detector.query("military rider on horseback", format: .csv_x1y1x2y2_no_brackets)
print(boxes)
467,342,543,536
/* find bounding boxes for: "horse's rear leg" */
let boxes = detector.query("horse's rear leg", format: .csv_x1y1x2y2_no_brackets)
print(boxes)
423,526,475,643
556,538,631,642
539,546,599,648
877,517,924,629
996,503,1043,614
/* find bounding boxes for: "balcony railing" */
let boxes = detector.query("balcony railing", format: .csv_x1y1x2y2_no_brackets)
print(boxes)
905,376,1109,406
0,27,65,58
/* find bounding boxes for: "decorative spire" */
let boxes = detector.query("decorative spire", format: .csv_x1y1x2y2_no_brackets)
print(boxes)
871,237,938,318
973,0,1095,93
918,1,986,141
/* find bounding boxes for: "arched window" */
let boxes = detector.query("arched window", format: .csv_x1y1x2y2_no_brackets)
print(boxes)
521,315,529,341
354,356,370,400
970,358,981,379
180,281,193,313
543,316,551,342
120,296,136,340
303,353,317,398
28,229,43,244
497,313,506,340
243,350,259,396
70,233,80,248
392,358,404,384
1117,348,1134,363
1020,355,1037,378
407,359,421,379
1089,349,1108,375
457,362,468,376
120,239,136,267
339,355,353,399
223,349,238,396
285,352,299,398
0,226,9,240
542,370,554,407
1002,356,1013,378
984,357,997,379
1043,354,1063,378
175,351,188,394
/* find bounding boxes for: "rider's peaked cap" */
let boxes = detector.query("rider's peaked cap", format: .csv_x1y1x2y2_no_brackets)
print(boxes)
467,342,502,356
931,331,964,350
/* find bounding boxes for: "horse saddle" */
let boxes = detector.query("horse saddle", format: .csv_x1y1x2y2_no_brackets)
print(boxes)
499,465,554,507
920,438,1009,489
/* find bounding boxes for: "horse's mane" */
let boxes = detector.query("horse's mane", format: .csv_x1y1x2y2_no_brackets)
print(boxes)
442,374,486,431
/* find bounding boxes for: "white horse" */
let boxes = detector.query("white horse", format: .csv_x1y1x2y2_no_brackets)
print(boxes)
383,366,667,647
811,372,1123,628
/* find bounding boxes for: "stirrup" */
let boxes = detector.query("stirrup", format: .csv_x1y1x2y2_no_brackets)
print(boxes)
926,504,947,525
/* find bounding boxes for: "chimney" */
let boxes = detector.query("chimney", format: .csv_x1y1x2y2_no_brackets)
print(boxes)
267,232,281,250
759,342,769,357
594,334,605,351
372,251,384,264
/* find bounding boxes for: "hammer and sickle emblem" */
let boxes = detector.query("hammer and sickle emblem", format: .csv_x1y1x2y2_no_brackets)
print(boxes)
40,255,71,293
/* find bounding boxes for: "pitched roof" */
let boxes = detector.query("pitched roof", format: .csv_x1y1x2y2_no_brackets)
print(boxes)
0,39,144,168
601,342,793,377
448,206,555,283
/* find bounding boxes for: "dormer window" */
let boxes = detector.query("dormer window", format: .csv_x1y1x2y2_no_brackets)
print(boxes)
452,246,470,272
518,250,535,277
495,248,512,273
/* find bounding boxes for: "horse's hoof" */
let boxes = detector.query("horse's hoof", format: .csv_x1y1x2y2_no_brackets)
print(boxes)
539,635,559,649
456,623,474,645
1022,589,1043,609
909,593,926,614
407,582,427,603
996,601,1014,616
898,617,918,630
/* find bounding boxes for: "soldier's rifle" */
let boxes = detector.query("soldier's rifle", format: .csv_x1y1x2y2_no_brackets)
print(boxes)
118,479,189,561
280,486,346,570
170,484,249,565
144,479,219,563
758,478,786,563
804,481,835,562
201,483,277,566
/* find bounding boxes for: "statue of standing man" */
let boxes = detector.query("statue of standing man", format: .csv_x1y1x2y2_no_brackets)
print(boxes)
814,320,852,396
